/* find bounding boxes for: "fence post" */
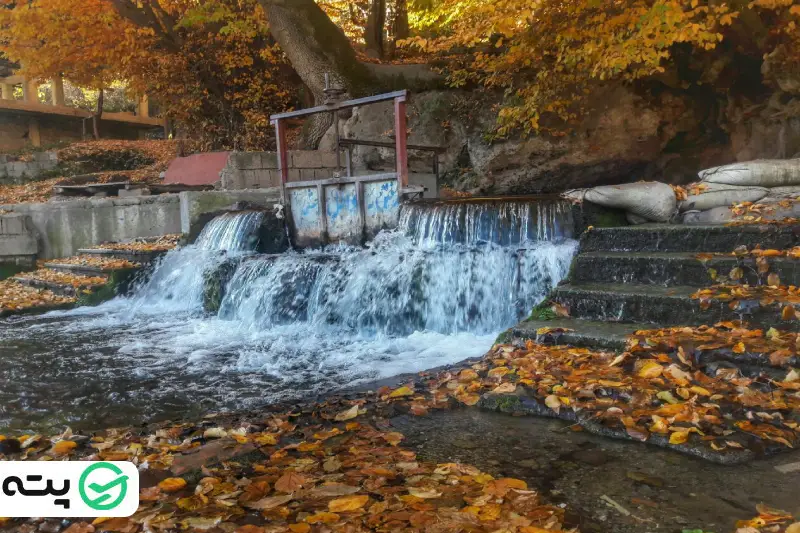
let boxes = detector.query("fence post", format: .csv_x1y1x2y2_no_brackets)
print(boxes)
273,118,289,204
394,94,408,192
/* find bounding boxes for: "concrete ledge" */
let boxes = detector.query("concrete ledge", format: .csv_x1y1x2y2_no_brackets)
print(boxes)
2,195,182,258
179,188,282,234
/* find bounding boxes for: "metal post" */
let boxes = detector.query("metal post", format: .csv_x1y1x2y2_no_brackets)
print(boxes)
273,118,289,204
394,95,409,192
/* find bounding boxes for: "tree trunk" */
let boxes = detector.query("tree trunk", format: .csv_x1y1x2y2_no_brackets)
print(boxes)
93,88,104,140
365,0,386,59
259,0,380,148
389,0,409,58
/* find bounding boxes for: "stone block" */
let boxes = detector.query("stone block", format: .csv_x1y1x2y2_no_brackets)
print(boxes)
232,152,262,170
260,152,279,169
0,234,38,256
179,189,282,234
314,169,335,180
0,214,27,235
287,169,302,182
298,169,317,181
290,150,339,169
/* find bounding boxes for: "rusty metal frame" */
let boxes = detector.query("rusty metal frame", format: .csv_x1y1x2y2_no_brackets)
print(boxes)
269,90,410,203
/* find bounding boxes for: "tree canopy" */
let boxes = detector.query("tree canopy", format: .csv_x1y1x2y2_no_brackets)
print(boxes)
1,0,798,147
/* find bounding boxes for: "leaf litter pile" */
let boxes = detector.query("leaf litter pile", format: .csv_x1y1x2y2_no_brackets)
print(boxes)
0,409,570,533
86,234,182,253
0,140,183,205
693,246,800,322
0,279,75,314
50,255,141,271
15,269,108,289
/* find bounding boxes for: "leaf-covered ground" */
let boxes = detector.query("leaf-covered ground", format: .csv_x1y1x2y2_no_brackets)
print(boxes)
0,140,182,205
0,279,75,314
49,255,141,271
0,408,570,533
15,269,108,289
86,234,182,253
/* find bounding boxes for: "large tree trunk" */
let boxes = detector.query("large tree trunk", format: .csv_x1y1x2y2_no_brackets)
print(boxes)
259,0,380,148
389,0,409,59
92,88,104,140
365,0,386,59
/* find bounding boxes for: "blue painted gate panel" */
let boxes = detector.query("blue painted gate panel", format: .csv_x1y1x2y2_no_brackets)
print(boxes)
364,180,399,235
289,187,320,244
325,183,358,241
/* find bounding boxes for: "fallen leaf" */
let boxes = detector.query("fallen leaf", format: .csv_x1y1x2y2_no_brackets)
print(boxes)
407,487,442,499
334,405,360,421
52,440,77,455
275,471,307,493
545,395,561,413
243,494,293,510
328,494,369,512
158,477,187,493
388,386,414,398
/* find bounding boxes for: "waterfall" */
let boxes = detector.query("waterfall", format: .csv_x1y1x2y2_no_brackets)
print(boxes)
218,200,577,336
195,211,265,251
129,211,265,311
0,200,579,432
398,199,573,247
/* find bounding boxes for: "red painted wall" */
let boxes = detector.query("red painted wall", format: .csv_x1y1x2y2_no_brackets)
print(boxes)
163,151,230,186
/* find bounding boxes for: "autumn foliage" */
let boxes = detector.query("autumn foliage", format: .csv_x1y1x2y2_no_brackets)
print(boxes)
403,0,800,136
0,0,293,150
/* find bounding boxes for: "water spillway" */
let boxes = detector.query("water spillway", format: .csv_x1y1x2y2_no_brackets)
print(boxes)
0,199,577,432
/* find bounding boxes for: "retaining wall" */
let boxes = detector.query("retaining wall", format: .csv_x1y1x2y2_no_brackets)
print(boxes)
0,152,58,184
220,151,340,190
1,195,182,258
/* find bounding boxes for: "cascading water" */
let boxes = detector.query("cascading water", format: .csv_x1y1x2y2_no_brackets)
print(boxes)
0,200,577,433
129,211,265,311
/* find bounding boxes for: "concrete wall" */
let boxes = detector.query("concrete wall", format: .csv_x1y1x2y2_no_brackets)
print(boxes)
179,188,283,235
0,213,38,270
0,151,58,184
2,195,182,259
220,151,340,190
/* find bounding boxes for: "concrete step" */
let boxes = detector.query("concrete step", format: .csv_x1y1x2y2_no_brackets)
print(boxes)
509,317,648,351
551,282,793,329
573,252,800,287
77,248,166,264
42,262,139,278
12,276,106,297
580,224,800,253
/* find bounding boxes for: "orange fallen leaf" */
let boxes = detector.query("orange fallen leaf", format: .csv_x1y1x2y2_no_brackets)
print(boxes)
328,494,369,512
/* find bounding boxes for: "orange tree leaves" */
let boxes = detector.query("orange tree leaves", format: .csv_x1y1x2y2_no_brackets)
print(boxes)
401,0,800,137
0,0,293,150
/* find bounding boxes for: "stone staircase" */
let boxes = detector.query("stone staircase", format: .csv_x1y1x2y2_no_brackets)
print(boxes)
1,243,171,317
512,224,800,351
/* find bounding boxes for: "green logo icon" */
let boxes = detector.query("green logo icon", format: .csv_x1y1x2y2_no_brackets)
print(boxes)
78,462,129,511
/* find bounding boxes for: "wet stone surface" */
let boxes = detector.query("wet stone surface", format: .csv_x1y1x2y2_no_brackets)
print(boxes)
390,408,800,533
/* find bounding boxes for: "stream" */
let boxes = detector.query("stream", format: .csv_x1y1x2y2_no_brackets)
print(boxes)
0,200,577,433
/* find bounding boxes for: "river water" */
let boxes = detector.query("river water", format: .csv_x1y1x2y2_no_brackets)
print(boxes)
0,200,577,433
